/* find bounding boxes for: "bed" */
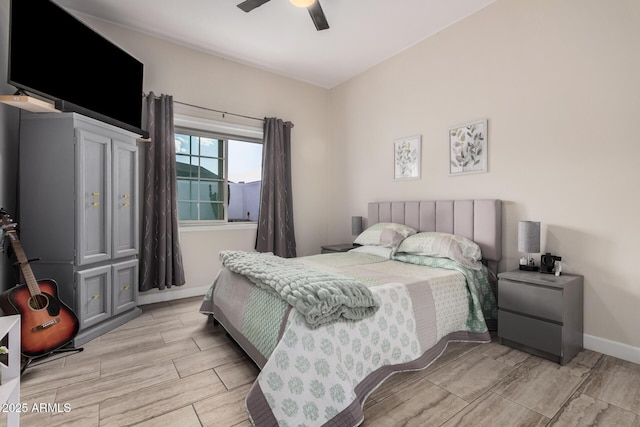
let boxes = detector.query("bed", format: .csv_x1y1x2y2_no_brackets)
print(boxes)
200,199,502,426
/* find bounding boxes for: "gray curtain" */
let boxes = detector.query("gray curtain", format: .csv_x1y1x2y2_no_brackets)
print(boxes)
139,92,186,291
256,117,297,258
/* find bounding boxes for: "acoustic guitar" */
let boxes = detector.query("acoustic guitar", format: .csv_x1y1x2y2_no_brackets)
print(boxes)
0,210,80,357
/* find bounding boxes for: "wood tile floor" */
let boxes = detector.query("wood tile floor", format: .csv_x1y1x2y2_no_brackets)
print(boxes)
12,296,640,426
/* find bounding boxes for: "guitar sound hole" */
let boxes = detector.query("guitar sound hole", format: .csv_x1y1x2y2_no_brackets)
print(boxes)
28,294,49,311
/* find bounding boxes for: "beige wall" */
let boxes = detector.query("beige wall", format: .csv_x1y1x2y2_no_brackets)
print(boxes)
76,17,332,298
329,0,640,350
34,1,640,354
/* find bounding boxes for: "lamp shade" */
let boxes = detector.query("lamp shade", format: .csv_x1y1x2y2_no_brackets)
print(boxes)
518,221,540,253
352,216,363,236
290,0,315,7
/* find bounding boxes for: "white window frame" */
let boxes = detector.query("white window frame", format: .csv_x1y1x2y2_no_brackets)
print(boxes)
174,114,263,228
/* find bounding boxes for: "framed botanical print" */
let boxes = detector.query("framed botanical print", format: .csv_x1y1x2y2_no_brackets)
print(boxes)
449,119,488,175
394,135,421,180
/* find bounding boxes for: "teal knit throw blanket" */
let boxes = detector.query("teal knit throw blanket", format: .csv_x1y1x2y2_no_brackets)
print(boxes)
219,250,380,328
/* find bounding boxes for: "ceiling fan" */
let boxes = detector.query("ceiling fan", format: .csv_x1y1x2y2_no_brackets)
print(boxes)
237,0,330,31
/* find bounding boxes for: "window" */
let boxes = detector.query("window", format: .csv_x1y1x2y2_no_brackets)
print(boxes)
175,126,263,223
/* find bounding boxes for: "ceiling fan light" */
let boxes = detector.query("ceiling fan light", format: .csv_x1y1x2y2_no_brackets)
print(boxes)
289,0,315,8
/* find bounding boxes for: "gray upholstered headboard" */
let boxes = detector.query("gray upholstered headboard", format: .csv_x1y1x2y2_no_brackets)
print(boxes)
367,199,502,270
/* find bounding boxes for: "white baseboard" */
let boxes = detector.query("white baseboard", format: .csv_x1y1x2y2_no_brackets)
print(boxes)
138,285,209,305
584,334,640,365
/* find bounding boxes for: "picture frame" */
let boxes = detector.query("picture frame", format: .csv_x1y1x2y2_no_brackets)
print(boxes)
393,135,421,180
449,119,488,175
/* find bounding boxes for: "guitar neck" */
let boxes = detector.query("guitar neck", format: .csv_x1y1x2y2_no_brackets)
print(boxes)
7,231,42,297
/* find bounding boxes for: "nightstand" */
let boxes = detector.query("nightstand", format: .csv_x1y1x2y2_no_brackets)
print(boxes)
321,243,358,254
497,270,583,365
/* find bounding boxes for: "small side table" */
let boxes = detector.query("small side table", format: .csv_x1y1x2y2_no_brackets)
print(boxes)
497,270,583,365
321,243,358,254
0,315,20,427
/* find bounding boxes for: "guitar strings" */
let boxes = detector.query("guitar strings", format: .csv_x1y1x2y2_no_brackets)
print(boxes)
11,231,45,310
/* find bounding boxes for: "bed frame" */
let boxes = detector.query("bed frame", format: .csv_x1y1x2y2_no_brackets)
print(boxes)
207,199,503,425
367,199,502,275
209,199,503,363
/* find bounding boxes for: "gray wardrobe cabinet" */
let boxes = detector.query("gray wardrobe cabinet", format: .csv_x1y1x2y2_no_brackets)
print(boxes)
19,112,142,347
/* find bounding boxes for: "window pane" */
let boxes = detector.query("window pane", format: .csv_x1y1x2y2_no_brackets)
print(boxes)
200,157,222,178
190,135,199,156
200,138,223,158
175,134,190,155
199,181,224,203
199,202,224,220
178,202,198,221
176,155,192,178
177,178,199,201
228,181,261,222
228,140,263,183
228,140,262,223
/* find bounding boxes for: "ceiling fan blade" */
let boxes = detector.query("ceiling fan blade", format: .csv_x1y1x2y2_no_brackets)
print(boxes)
237,0,271,13
308,0,329,31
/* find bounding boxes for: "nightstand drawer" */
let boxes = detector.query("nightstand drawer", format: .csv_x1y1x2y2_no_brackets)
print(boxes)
499,279,563,322
498,310,562,356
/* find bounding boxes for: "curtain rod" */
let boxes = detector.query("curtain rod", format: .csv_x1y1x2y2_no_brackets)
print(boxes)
143,92,264,123
174,99,265,123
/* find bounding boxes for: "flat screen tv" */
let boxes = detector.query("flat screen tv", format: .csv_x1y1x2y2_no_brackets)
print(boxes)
8,0,146,137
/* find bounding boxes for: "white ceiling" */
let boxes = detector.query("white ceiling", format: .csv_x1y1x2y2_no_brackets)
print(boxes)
55,0,496,89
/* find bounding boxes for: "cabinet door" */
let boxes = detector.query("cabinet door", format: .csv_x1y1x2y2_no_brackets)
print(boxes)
112,140,139,258
112,260,138,315
76,129,112,265
77,265,112,329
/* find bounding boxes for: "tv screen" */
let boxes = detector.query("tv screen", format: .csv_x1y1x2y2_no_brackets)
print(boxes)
8,0,145,135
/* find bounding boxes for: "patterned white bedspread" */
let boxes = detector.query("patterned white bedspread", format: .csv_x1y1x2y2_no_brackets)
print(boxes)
245,255,494,426
255,283,426,425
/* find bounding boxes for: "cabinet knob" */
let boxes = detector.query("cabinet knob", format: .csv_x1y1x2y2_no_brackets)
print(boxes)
123,285,130,290
92,192,100,197
123,194,130,199
123,203,130,207
92,294,100,300
92,202,100,207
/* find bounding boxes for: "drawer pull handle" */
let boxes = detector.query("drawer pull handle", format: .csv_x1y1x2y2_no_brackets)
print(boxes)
123,194,130,198
123,203,130,207
92,192,100,197
92,295,100,300
92,202,100,207
123,285,130,290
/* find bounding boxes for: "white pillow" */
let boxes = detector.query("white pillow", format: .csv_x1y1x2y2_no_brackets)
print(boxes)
353,222,417,250
395,232,482,270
